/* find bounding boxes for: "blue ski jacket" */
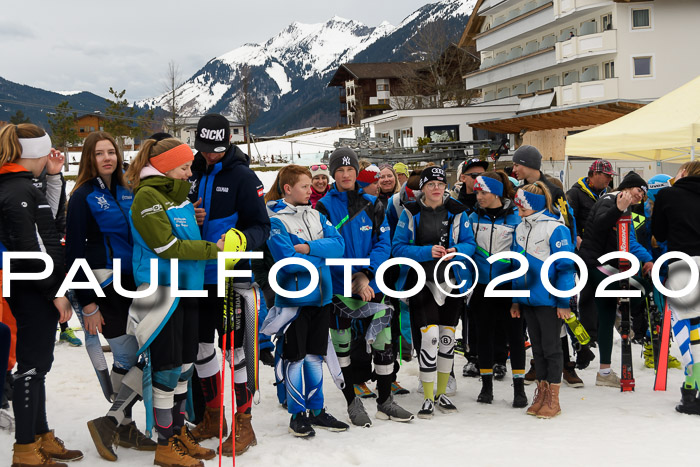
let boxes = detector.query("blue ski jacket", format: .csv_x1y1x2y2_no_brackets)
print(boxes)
512,210,576,309
315,183,391,295
65,176,134,306
469,199,521,285
392,193,477,294
189,145,271,284
266,199,344,308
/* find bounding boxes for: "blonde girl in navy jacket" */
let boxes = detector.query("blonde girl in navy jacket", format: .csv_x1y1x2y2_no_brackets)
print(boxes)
510,182,575,419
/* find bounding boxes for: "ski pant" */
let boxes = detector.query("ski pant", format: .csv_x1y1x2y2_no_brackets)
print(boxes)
471,283,525,377
151,297,198,442
523,306,563,384
329,294,394,405
95,279,134,340
0,322,9,404
409,287,460,384
282,306,327,419
591,268,642,365
6,282,56,444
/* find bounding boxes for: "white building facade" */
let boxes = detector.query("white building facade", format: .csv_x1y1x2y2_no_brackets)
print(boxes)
465,0,700,114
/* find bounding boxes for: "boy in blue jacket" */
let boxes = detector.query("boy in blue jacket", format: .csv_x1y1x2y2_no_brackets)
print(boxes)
265,165,349,437
316,148,414,427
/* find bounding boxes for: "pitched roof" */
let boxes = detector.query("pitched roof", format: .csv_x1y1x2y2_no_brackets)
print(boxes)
327,62,425,87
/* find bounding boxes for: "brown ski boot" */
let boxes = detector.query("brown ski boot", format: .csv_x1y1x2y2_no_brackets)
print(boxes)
178,426,216,460
154,436,203,467
526,380,547,416
12,440,67,466
35,431,83,462
537,383,561,419
220,412,257,457
190,405,227,442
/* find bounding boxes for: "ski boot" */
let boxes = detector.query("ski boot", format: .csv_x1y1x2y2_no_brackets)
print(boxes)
643,342,655,369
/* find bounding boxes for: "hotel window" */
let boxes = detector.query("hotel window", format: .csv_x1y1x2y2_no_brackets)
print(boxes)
604,61,615,79
632,8,651,29
633,56,652,77
233,128,239,134
377,84,390,92
602,13,612,30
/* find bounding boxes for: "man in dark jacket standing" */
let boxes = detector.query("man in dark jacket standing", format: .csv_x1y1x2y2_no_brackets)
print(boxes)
188,114,270,456
511,145,584,387
566,160,614,347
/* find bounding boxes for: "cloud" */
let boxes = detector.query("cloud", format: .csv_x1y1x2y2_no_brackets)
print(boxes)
0,20,35,39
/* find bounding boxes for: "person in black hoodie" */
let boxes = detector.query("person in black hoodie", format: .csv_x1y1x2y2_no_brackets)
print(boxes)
579,171,653,388
652,160,700,414
187,114,270,456
0,123,83,466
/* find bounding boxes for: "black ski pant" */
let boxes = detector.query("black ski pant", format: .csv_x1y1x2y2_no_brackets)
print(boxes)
471,283,525,375
523,306,563,384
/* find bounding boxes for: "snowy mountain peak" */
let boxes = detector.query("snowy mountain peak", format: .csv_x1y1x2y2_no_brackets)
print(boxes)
138,0,475,134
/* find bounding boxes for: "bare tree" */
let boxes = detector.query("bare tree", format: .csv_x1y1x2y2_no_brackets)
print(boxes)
232,65,261,156
403,20,480,108
162,61,185,137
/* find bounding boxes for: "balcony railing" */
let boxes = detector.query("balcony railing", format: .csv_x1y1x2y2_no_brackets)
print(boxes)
555,29,616,63
466,46,556,89
555,77,618,106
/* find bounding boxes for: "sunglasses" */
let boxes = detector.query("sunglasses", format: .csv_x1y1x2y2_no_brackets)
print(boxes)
310,164,328,171
465,172,482,178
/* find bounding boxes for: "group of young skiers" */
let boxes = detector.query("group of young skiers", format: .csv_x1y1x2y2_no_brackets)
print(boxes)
0,114,699,467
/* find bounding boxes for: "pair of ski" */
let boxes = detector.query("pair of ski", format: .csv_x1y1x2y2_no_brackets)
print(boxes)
617,214,671,392
219,275,237,467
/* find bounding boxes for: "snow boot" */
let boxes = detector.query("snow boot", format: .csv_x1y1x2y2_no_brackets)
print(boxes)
524,359,536,385
477,375,493,404
117,421,156,451
436,394,458,414
512,378,528,408
574,343,595,370
307,409,349,432
376,395,414,422
417,399,435,419
87,416,118,461
12,440,67,467
288,413,315,437
154,436,203,467
676,386,700,415
562,362,584,388
537,383,561,419
347,397,372,427
220,412,257,457
190,405,226,441
493,364,507,381
178,426,215,460
36,430,83,462
526,380,546,416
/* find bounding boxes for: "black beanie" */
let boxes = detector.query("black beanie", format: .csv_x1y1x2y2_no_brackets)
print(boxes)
512,145,542,171
617,171,648,193
329,147,360,178
419,166,447,189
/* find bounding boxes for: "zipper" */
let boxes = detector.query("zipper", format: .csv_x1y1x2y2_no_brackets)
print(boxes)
523,219,533,306
488,215,496,279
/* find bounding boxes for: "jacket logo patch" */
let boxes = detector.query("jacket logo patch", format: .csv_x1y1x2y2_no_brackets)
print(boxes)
257,187,264,197
380,226,389,233
173,217,189,228
555,239,569,248
360,225,371,232
95,194,110,210
189,179,198,195
141,204,163,217
21,201,27,208
397,220,406,229
215,186,229,193
271,228,282,235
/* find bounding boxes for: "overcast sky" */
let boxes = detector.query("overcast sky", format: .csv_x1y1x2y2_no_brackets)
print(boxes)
0,0,432,101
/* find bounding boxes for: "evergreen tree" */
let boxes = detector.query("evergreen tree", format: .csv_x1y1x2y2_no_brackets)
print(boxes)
47,101,80,170
104,87,138,151
9,110,31,124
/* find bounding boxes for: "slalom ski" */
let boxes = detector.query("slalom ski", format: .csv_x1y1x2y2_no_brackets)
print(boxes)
654,300,672,391
617,214,635,392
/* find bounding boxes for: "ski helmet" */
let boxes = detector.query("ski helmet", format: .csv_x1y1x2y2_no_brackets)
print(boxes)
647,174,672,202
223,228,247,269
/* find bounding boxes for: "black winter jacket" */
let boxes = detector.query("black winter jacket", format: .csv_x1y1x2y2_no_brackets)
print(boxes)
566,177,607,238
652,176,700,257
0,167,66,300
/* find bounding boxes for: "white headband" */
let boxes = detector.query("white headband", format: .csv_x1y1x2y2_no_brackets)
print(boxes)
19,134,52,159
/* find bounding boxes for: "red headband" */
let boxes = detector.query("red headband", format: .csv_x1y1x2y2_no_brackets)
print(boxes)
150,144,194,174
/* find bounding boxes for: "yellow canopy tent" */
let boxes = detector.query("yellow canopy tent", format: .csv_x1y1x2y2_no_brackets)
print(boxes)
566,75,700,162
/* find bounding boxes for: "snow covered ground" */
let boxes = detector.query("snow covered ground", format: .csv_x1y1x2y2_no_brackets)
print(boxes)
0,326,694,467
